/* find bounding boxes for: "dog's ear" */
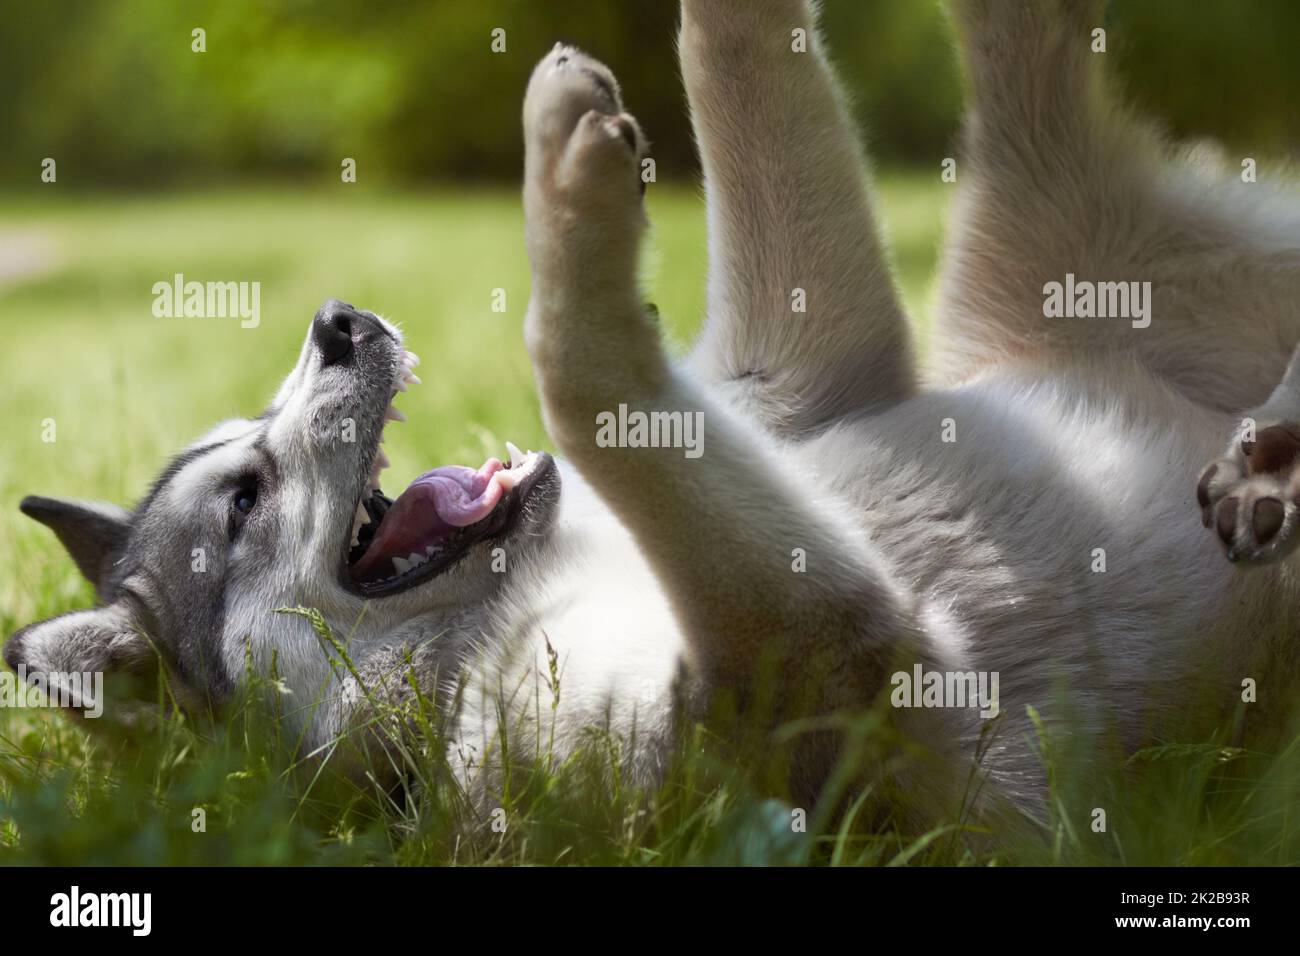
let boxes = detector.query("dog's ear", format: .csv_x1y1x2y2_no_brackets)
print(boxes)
3,604,155,722
20,496,132,600
4,605,151,676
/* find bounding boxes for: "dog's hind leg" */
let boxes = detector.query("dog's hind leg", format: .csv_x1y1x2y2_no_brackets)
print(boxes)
1197,343,1300,564
679,0,916,436
940,0,1300,413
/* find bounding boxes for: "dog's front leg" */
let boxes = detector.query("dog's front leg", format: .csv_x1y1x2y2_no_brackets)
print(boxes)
521,47,917,729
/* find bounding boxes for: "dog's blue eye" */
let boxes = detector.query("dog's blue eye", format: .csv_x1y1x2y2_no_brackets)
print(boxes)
228,482,259,540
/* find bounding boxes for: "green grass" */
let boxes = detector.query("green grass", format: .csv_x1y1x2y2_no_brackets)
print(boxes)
2,179,1297,866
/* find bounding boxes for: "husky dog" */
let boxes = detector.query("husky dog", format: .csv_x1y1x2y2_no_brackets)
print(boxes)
7,0,1300,817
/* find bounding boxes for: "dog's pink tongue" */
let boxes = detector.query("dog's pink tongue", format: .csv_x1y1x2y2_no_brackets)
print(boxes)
350,460,504,580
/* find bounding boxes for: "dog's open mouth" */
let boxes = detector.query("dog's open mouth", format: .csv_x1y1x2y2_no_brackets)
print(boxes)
347,450,553,596
342,352,555,597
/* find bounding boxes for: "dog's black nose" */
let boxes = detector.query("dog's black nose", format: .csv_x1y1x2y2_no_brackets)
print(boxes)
312,300,383,367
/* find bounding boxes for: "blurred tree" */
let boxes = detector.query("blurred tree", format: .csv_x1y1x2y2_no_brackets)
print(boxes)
1,0,1295,190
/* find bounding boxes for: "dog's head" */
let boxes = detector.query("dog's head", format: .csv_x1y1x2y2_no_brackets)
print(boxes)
4,299,560,725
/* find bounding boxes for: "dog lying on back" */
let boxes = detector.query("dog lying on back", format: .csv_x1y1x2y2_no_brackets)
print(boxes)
8,0,1300,820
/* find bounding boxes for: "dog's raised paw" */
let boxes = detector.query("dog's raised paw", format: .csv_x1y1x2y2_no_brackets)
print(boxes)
1198,422,1300,563
523,45,647,205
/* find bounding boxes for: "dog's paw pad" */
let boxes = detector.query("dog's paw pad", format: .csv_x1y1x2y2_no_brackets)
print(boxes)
1214,495,1238,544
1198,422,1300,562
1242,423,1300,474
1252,497,1285,543
1197,462,1221,513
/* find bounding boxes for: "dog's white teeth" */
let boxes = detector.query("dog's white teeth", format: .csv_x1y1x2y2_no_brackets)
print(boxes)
393,556,412,575
402,350,421,369
393,378,407,393
350,502,367,546
408,551,428,568
506,441,525,465
386,406,406,423
404,372,422,385
425,545,436,557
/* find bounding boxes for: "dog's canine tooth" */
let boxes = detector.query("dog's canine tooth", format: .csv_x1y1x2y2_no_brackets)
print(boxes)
506,440,525,464
349,501,368,544
408,551,428,567
386,406,406,423
392,556,412,575
404,372,422,385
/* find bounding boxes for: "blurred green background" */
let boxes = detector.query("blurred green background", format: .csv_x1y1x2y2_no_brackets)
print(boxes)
4,0,1299,188
2,0,1300,864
